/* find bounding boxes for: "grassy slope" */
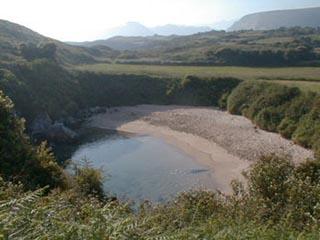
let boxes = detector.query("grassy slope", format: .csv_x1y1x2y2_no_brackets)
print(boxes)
0,19,117,66
75,64,320,80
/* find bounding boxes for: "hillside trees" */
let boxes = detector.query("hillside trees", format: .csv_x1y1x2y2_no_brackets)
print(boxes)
208,46,317,66
0,90,66,189
20,42,57,61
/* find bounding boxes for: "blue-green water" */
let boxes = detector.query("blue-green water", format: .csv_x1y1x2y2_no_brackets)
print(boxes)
71,132,215,203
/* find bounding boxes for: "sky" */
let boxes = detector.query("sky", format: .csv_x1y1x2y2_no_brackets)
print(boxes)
1,0,320,41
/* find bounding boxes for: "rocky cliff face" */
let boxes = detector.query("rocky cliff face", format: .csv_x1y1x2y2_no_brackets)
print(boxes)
30,107,107,143
31,112,77,143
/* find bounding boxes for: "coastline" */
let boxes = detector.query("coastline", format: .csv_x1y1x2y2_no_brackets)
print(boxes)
88,105,314,193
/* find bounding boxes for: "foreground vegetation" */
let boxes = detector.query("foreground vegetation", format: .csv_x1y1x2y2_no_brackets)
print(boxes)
1,154,320,239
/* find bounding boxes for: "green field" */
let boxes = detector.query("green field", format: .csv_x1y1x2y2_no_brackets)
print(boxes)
76,64,320,81
267,80,320,92
76,64,320,92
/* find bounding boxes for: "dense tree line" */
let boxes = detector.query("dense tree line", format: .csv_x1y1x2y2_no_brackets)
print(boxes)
19,42,57,61
207,45,317,66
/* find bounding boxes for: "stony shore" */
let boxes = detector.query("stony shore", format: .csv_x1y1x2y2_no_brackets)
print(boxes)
88,105,314,193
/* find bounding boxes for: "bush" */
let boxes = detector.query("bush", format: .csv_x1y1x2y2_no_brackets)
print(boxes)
227,81,320,153
246,155,294,222
73,162,105,199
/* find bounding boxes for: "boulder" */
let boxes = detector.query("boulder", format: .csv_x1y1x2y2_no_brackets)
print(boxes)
64,116,83,128
46,122,78,143
89,106,106,114
31,113,52,135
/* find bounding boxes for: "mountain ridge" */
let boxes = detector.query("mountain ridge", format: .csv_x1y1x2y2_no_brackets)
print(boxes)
229,7,320,31
100,22,212,39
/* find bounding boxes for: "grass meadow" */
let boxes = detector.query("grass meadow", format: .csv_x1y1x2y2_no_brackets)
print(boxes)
75,63,320,92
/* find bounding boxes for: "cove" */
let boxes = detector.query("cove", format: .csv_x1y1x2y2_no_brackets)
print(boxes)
70,129,216,203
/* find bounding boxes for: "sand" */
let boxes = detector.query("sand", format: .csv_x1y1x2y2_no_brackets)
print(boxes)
88,105,314,193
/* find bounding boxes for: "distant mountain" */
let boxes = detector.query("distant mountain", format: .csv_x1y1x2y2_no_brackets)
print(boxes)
69,22,212,49
229,7,320,31
103,22,154,39
150,24,211,36
100,22,211,39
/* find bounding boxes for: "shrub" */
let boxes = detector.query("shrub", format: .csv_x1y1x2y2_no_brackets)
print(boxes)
73,162,105,199
246,155,294,222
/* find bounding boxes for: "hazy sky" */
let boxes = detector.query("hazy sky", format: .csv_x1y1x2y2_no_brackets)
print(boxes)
1,0,320,41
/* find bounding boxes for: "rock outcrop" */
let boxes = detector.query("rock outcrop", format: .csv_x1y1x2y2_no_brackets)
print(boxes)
31,113,77,143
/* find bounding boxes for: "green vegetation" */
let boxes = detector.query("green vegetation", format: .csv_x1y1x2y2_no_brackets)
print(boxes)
73,27,320,67
166,75,241,107
75,64,320,81
227,81,320,156
0,90,66,190
76,63,320,94
1,59,242,123
1,59,81,121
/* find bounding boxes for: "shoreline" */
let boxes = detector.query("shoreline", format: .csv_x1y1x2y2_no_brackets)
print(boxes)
118,121,250,193
88,105,314,193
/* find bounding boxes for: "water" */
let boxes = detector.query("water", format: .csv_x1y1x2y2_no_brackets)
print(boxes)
70,129,215,203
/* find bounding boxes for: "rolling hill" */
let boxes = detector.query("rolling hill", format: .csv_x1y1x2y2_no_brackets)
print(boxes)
0,19,117,65
229,7,320,31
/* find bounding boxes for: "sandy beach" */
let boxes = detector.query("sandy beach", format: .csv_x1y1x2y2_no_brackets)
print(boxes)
88,105,314,193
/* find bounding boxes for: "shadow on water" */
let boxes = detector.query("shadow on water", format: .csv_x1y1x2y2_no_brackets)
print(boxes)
53,105,198,163
53,127,135,163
